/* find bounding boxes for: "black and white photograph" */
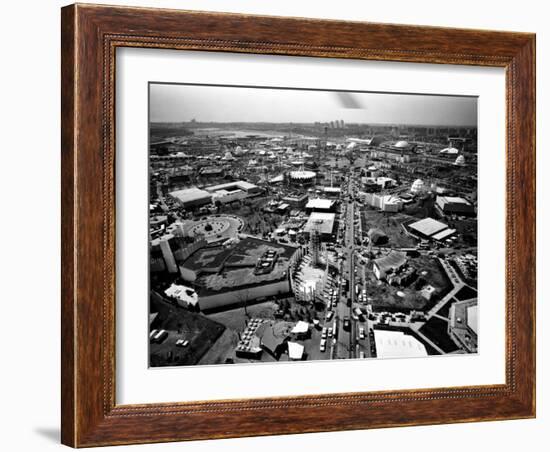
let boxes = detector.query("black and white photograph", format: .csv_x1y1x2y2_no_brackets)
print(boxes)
148,83,479,367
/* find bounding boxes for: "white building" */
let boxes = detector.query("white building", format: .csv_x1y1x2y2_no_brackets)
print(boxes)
363,193,403,212
164,283,199,308
374,330,428,358
410,178,426,194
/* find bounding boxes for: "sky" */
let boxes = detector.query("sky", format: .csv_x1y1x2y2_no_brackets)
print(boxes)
149,83,477,127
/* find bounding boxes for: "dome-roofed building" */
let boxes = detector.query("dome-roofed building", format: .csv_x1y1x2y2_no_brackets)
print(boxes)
222,151,235,161
440,147,459,155
289,170,316,186
454,155,466,166
411,178,426,194
394,140,410,148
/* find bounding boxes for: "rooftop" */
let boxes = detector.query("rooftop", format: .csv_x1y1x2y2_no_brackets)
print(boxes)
182,237,298,295
305,198,334,210
303,212,336,235
206,180,258,192
431,228,457,241
408,217,448,237
164,283,199,306
169,187,212,204
373,250,407,273
374,329,428,358
437,196,471,205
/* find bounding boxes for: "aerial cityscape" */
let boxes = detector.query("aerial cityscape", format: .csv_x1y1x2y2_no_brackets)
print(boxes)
148,84,478,367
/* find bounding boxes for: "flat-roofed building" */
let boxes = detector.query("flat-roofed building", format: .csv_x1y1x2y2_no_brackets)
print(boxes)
363,193,403,212
206,180,261,195
321,186,341,198
431,228,457,242
448,298,478,353
303,212,336,240
282,193,309,208
408,217,448,239
436,195,475,216
305,198,336,213
169,187,212,209
164,283,199,308
210,188,247,204
374,329,428,358
178,237,300,312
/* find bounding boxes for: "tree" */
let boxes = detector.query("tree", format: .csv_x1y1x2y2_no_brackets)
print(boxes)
233,289,251,317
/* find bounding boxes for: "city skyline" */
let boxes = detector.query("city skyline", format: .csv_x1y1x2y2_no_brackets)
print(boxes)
150,83,478,127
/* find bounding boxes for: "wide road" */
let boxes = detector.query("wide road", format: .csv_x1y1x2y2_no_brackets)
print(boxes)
345,170,373,358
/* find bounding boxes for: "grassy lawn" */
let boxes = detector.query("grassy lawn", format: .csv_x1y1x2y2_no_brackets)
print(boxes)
361,209,417,248
435,298,456,318
364,256,452,313
455,285,478,301
418,317,459,353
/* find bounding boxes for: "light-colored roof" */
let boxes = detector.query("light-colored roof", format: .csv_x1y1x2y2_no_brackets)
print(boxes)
408,217,448,237
440,147,459,154
411,179,425,192
206,180,257,192
269,174,284,183
291,321,309,334
305,198,334,210
373,251,407,273
164,283,199,306
467,305,478,334
290,170,316,179
374,330,428,358
394,140,410,148
437,196,470,205
431,228,457,241
169,187,212,204
288,342,305,360
303,212,336,235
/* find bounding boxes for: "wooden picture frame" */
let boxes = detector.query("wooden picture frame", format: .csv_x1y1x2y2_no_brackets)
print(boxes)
61,3,536,447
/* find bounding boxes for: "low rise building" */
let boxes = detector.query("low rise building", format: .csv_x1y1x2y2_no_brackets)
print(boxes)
448,299,478,353
373,251,408,280
303,212,336,240
305,198,336,213
436,195,475,216
169,187,212,209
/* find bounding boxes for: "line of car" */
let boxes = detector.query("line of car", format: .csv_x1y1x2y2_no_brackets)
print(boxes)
149,329,189,347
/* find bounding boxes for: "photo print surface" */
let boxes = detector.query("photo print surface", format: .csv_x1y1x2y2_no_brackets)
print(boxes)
148,83,478,367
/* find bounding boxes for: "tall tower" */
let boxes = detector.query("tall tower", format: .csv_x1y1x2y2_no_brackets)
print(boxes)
310,226,321,267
